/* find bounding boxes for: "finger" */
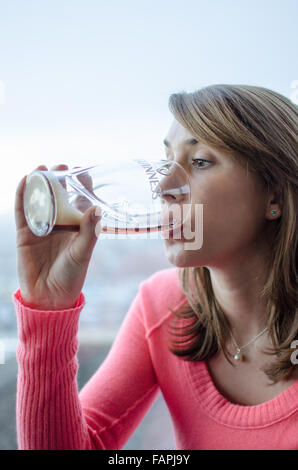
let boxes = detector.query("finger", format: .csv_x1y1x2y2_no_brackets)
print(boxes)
35,165,48,171
15,175,28,230
72,167,93,193
50,164,69,171
77,173,93,192
74,195,93,212
49,164,69,189
72,167,94,208
69,206,102,265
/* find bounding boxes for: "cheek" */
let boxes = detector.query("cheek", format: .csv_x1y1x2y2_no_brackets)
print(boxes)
190,175,266,239
163,172,269,268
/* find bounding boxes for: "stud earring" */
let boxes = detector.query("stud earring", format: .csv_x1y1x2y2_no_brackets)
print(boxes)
271,210,277,215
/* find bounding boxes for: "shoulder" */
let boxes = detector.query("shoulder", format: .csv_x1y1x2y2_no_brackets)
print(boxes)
138,267,188,331
140,267,184,303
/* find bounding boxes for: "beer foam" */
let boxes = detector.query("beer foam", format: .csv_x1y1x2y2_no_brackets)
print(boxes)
24,171,83,236
46,172,83,225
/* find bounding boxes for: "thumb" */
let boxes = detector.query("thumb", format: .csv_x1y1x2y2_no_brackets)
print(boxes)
15,175,28,230
70,206,102,265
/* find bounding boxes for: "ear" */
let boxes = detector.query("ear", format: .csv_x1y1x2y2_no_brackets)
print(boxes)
265,185,282,220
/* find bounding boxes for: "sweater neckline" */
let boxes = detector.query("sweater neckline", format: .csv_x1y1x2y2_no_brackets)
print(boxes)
184,358,298,428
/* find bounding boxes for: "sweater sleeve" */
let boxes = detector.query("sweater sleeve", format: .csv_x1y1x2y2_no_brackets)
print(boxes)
13,283,160,450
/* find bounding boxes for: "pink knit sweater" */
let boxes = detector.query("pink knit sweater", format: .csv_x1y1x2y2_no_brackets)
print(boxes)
13,267,298,450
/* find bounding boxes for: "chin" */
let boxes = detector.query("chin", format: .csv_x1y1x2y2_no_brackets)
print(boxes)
163,240,204,268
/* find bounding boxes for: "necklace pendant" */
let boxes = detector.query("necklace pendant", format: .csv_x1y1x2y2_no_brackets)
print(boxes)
233,349,243,361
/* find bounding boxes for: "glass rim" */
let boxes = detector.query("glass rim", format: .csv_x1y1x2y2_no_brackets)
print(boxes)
24,158,192,235
24,171,57,236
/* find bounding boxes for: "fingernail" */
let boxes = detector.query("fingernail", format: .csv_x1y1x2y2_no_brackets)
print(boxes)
92,207,102,223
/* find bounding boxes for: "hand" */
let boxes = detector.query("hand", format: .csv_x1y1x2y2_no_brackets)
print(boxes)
15,164,102,310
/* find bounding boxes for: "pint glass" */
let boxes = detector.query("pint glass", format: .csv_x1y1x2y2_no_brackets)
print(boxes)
23,158,191,237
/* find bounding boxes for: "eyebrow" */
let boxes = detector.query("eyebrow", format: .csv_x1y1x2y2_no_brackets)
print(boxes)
163,138,199,147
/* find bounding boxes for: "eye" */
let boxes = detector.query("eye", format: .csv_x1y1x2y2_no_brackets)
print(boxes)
191,158,212,169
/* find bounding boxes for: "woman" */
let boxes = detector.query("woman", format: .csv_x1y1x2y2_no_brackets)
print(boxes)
13,84,298,450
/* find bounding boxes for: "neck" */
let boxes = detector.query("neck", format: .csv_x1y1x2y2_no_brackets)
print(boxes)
207,245,271,345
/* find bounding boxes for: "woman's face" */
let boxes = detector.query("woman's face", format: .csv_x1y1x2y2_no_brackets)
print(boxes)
162,118,273,268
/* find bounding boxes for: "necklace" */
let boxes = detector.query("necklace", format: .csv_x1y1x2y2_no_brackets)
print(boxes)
230,326,268,361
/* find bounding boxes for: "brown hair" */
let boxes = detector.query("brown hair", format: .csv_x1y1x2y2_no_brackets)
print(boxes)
166,84,298,383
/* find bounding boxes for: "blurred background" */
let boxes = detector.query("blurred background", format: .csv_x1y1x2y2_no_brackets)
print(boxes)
0,0,297,449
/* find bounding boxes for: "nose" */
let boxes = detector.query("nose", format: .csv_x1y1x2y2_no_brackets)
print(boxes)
153,161,191,230
158,181,188,228
160,187,188,205
156,171,189,204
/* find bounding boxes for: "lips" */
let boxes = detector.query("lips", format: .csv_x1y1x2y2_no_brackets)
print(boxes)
163,222,183,239
161,204,182,225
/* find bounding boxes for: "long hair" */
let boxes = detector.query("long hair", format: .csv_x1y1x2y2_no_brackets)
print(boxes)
166,84,298,383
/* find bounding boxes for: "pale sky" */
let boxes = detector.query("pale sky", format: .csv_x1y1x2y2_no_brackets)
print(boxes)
0,0,297,214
